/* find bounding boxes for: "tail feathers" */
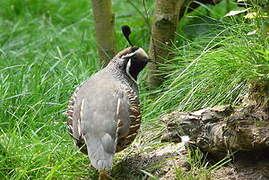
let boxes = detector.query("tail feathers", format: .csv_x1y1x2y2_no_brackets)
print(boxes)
84,134,115,170
91,157,113,170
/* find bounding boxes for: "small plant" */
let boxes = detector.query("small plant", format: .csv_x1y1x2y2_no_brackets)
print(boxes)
175,148,231,180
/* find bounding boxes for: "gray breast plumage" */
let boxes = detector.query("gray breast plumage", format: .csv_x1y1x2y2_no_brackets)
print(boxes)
66,68,141,170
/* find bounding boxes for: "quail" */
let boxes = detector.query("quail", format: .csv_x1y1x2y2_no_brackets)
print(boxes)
67,25,149,178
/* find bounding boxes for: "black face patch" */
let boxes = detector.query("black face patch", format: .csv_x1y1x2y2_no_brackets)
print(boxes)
128,57,148,80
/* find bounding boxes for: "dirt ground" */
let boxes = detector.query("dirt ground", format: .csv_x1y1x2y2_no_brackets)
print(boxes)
212,152,269,180
110,131,269,180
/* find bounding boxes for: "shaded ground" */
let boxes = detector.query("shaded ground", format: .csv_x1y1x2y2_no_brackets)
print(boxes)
212,152,269,180
106,130,269,180
113,142,188,180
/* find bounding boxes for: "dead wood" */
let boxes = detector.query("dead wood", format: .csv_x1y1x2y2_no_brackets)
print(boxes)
161,105,269,156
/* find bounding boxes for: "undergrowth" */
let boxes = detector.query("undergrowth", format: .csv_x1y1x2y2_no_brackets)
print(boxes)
147,0,269,119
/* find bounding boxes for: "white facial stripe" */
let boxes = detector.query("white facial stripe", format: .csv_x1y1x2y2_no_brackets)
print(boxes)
136,48,149,59
122,48,149,59
122,51,136,59
126,59,137,83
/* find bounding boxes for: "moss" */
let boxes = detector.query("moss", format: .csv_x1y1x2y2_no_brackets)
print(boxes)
255,121,268,127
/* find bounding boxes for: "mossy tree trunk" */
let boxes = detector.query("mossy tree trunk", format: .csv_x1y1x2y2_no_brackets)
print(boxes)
90,0,117,66
147,0,184,88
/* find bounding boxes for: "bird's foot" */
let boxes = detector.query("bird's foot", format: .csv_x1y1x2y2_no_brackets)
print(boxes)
98,170,113,180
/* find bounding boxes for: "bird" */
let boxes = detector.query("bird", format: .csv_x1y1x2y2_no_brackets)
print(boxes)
67,25,150,179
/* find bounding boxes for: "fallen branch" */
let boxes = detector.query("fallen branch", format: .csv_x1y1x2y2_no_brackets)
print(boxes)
161,105,269,156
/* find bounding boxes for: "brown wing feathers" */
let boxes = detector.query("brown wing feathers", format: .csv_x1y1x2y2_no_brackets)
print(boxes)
116,88,141,152
67,85,87,154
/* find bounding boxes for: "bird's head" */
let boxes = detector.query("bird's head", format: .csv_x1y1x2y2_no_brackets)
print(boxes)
107,25,150,82
109,46,150,82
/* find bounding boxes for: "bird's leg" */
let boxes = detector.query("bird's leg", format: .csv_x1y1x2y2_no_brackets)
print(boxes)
98,170,113,180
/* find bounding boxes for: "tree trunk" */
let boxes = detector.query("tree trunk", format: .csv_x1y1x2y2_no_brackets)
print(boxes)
147,0,183,88
90,0,117,66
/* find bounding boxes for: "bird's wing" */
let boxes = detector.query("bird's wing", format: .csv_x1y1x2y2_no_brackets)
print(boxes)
116,88,141,152
67,83,88,153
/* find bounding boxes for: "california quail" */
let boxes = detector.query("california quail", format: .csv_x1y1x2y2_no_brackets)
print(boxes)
67,26,149,175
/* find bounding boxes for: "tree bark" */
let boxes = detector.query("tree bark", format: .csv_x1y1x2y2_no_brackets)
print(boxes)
90,0,117,66
161,79,269,156
161,104,269,157
147,0,184,88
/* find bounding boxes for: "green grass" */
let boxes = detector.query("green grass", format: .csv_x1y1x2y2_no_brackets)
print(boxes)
0,0,96,179
147,2,269,118
1,0,268,179
0,0,152,179
175,148,232,180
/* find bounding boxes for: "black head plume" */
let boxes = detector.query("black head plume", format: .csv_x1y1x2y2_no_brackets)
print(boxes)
121,25,133,47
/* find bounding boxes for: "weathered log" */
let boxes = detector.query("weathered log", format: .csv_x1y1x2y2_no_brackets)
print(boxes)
161,105,269,156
